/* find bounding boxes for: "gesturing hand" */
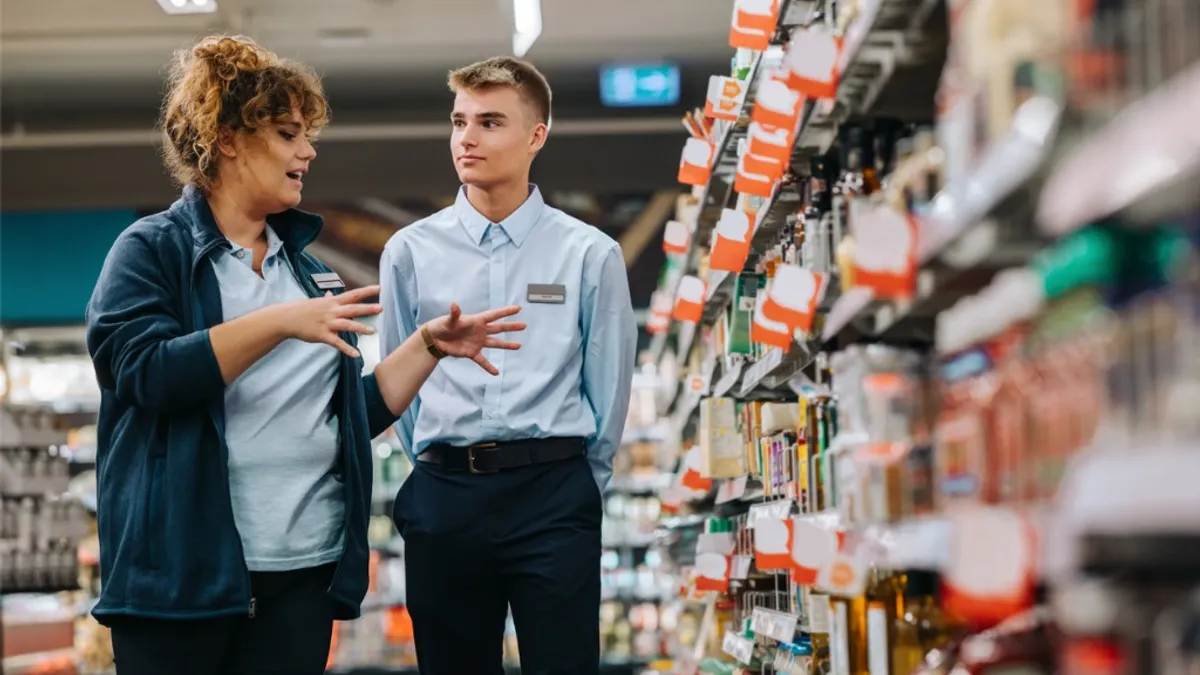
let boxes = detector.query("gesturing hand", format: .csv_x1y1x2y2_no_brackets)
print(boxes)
424,303,525,375
282,284,382,358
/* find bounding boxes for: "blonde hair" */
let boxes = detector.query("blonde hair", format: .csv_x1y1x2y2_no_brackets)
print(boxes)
447,56,552,126
158,35,330,189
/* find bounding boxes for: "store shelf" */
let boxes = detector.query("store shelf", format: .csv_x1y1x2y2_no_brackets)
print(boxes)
1038,58,1200,238
819,96,1061,345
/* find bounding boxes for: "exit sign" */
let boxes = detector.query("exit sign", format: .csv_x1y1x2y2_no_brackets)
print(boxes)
599,64,681,107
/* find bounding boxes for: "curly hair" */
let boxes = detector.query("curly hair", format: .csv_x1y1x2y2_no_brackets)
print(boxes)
159,35,330,190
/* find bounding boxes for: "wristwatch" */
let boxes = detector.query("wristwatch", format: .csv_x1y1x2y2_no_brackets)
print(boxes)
420,324,447,360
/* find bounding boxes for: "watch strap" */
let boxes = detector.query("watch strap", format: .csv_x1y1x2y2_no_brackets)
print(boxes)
420,324,447,360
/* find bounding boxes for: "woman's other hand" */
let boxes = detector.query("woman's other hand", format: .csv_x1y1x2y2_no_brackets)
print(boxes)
280,284,383,358
425,303,525,375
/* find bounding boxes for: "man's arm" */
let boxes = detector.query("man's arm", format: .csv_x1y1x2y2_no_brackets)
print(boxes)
580,243,638,493
378,238,422,462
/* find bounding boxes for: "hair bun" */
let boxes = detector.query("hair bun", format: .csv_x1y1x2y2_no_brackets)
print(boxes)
192,35,273,81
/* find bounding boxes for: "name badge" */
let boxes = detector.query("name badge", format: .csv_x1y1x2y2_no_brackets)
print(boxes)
311,272,345,290
527,283,566,304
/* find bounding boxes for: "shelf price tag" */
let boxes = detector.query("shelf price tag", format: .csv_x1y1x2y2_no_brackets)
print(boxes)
784,25,840,99
747,122,794,164
680,446,713,492
677,138,714,187
723,630,756,665
710,208,754,272
663,220,691,255
751,294,794,349
751,77,803,132
729,0,779,49
696,552,731,593
754,515,793,571
705,76,748,122
734,152,782,198
790,516,838,585
673,275,707,323
752,606,800,643
851,203,918,301
763,263,826,333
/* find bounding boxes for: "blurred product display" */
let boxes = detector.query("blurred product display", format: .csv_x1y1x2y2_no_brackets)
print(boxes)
5,0,1200,673
642,0,1200,673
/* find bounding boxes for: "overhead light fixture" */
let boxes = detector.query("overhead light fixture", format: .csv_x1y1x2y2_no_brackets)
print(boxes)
511,0,541,57
156,0,217,15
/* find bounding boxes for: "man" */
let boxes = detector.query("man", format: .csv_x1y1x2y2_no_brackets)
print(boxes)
378,56,637,675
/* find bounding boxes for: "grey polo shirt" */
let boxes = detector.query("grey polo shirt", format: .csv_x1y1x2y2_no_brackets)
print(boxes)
212,226,345,571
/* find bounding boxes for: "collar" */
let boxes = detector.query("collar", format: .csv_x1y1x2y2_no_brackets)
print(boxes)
453,184,544,248
171,184,324,256
223,224,285,260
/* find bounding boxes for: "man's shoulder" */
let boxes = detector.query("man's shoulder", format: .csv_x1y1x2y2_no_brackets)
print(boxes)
542,206,620,256
382,205,458,256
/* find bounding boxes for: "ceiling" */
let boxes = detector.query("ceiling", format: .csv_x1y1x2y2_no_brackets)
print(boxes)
1,0,734,210
2,0,734,85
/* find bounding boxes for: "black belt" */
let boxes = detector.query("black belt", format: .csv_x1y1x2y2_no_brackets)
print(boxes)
417,437,586,474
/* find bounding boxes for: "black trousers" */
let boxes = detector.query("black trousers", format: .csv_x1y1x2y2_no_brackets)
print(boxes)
394,453,603,675
109,563,336,675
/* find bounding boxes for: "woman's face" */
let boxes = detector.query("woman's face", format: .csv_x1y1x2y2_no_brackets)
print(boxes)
218,107,317,214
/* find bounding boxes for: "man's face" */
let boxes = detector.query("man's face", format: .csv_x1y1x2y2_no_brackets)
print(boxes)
450,86,546,188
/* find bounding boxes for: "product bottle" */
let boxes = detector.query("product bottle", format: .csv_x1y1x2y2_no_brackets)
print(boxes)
830,590,869,675
867,569,907,675
892,571,964,673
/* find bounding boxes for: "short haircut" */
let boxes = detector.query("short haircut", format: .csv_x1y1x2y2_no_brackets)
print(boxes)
447,57,552,126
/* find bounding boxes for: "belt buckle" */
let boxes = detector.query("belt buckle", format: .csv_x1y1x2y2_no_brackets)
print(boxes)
468,442,499,474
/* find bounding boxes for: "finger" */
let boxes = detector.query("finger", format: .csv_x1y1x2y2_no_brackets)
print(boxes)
485,338,521,350
337,285,382,303
327,336,361,358
487,322,527,334
332,319,376,335
472,353,499,376
480,305,522,322
335,303,383,318
325,291,333,298
448,303,462,326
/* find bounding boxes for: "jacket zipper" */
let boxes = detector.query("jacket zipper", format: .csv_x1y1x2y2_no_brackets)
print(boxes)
191,238,257,618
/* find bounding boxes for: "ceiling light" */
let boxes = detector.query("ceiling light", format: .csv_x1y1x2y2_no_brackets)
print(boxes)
511,0,541,57
156,0,217,14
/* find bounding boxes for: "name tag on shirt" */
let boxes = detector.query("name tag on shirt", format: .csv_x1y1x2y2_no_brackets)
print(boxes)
311,272,345,290
527,283,566,304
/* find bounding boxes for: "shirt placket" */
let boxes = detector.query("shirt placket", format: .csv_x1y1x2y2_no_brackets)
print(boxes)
483,225,508,429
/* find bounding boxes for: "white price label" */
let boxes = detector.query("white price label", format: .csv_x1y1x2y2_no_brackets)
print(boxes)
716,475,750,504
722,631,756,665
747,498,794,528
731,554,754,580
751,606,800,642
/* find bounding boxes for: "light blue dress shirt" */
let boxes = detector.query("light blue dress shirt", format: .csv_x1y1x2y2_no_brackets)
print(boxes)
379,185,637,491
212,226,345,571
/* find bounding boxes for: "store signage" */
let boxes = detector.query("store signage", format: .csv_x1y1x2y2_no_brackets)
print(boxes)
600,64,681,107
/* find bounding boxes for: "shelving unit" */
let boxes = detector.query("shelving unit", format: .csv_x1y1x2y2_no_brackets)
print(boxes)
645,0,1200,673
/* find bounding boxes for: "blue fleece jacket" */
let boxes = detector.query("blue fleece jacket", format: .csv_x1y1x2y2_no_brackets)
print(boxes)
85,186,395,623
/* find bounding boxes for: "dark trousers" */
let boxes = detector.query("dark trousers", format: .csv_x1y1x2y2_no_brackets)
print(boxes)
394,454,603,675
109,563,336,675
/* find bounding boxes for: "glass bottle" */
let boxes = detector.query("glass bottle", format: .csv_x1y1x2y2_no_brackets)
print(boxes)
892,571,963,673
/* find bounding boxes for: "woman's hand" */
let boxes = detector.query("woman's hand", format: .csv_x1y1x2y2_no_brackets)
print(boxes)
279,284,383,358
424,303,525,375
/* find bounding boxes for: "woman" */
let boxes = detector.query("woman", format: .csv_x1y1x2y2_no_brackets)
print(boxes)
84,35,522,675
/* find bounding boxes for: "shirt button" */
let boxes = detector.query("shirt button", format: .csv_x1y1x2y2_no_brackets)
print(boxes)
235,250,245,259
